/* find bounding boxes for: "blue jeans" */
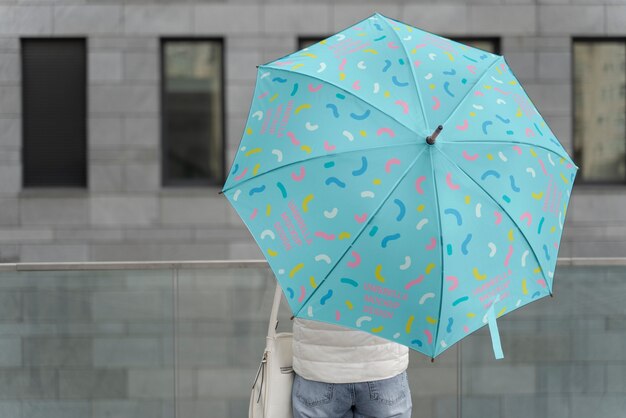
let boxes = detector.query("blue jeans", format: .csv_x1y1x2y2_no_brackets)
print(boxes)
292,371,412,418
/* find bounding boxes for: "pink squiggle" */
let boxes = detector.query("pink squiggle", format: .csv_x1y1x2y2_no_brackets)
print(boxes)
275,60,294,67
377,127,396,138
405,275,424,290
415,176,426,194
456,119,469,131
462,150,478,161
414,43,427,49
352,80,361,90
291,167,305,182
385,158,401,173
520,212,532,226
525,127,535,137
339,58,347,71
335,310,341,321
553,241,559,249
494,87,510,95
250,208,258,220
315,231,336,240
388,41,399,49
395,99,409,114
426,237,437,250
308,83,323,92
464,325,470,333
446,275,459,291
235,167,248,181
538,159,548,176
324,141,336,151
566,163,573,169
298,286,306,303
504,245,513,267
445,172,460,190
354,213,367,223
494,211,502,225
287,131,300,146
513,145,522,155
432,96,441,110
537,279,547,288
467,65,477,74
347,251,361,268
474,90,484,97
424,329,433,345
258,92,269,99
413,60,421,68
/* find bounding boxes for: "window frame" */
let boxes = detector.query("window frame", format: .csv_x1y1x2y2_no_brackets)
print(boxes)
159,37,226,188
21,37,88,189
571,36,626,186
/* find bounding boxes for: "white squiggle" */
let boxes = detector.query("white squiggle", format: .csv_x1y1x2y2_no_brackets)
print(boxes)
361,191,375,198
278,269,285,275
305,122,318,131
335,34,346,41
356,316,372,327
496,99,506,105
317,62,326,73
498,151,508,162
240,146,247,152
419,293,436,305
252,110,263,120
373,83,380,94
233,189,242,201
441,340,447,348
428,53,437,61
272,149,283,162
516,299,522,307
260,230,275,240
357,61,366,70
472,104,484,110
343,130,354,141
393,333,401,339
260,71,271,79
548,270,554,278
403,36,412,41
400,256,411,270
521,250,529,267
488,242,497,257
307,306,314,317
491,75,503,84
323,208,338,219
314,254,331,264
558,211,563,229
416,218,429,230
526,167,536,178
548,153,555,166
425,73,433,80
475,203,482,218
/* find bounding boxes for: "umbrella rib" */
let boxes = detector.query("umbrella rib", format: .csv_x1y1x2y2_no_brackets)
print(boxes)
434,146,552,295
221,141,421,193
378,14,430,132
439,56,503,130
438,140,578,168
292,146,429,318
262,66,422,137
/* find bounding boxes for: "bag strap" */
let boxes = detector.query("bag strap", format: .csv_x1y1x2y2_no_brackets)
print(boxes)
267,283,282,339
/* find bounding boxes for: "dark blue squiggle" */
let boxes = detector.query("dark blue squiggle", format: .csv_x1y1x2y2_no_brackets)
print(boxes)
272,77,287,83
495,114,510,124
381,233,401,248
320,290,333,305
325,177,346,188
287,287,294,299
326,103,339,118
543,244,551,260
340,278,359,287
374,35,387,42
352,157,368,176
537,216,545,234
446,318,454,333
479,54,488,60
461,233,472,255
394,199,406,222
392,76,409,87
290,83,299,96
443,69,457,76
249,185,266,196
444,208,462,226
369,226,378,237
463,54,478,62
481,170,501,180
452,296,469,307
374,23,383,31
510,175,520,192
482,120,493,135
276,182,287,198
534,122,544,136
532,291,541,299
232,164,239,174
350,109,371,120
447,244,453,256
324,161,335,168
443,81,455,97
382,59,392,72
411,339,423,347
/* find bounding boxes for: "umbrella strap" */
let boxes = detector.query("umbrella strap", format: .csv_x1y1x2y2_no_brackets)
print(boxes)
486,296,504,360
267,283,282,339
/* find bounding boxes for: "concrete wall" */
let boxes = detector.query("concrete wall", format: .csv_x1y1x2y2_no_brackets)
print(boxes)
0,1,624,262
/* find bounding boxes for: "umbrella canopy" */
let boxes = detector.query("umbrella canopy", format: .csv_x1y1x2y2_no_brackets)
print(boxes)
222,13,578,359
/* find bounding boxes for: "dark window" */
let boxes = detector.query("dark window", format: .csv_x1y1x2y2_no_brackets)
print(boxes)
573,39,626,183
22,39,87,187
451,37,500,55
299,37,329,50
161,39,224,186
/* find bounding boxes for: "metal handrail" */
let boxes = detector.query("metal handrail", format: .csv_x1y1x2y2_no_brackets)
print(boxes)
0,257,624,271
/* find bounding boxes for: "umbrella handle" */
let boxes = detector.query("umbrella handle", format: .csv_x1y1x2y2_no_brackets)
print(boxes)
426,125,443,145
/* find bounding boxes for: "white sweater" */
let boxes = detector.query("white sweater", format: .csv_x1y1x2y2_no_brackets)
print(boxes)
292,318,409,383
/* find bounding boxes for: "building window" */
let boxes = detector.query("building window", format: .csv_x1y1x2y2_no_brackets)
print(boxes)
161,39,224,186
451,37,500,55
298,37,329,50
21,39,87,187
573,39,626,183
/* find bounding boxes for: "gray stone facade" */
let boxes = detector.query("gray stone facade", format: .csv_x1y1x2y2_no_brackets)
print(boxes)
0,1,624,262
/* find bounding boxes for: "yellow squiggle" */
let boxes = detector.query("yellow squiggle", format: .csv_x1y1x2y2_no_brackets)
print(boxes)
371,326,384,333
375,264,385,283
338,232,351,240
345,300,353,310
559,173,569,184
444,51,455,61
289,263,304,278
246,127,253,135
245,148,262,157
466,312,476,318
309,276,317,289
300,53,317,58
292,64,304,70
497,307,506,318
529,148,537,157
532,192,544,200
406,315,414,333
363,49,379,54
473,267,487,280
294,103,311,114
252,163,260,176
269,93,278,102
425,263,436,274
426,316,438,325
267,249,278,257
508,229,514,242
266,204,271,217
302,194,314,212
522,279,528,295
533,267,542,274
301,145,312,154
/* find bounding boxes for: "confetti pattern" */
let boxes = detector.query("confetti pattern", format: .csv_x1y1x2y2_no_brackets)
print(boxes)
222,13,578,359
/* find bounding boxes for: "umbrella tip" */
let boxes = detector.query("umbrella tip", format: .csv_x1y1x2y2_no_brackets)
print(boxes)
431,357,435,363
426,125,444,145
